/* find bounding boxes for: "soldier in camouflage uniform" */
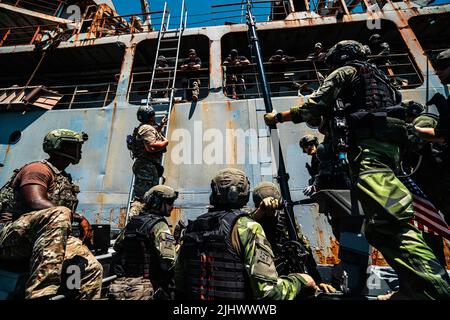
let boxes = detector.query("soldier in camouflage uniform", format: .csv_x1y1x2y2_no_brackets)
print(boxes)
251,182,336,294
175,168,318,300
109,185,177,300
128,105,169,217
0,129,103,300
264,40,450,299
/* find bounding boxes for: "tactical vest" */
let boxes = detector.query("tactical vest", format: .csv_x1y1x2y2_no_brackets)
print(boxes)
0,160,79,219
128,124,166,160
346,61,398,112
113,213,166,282
180,210,249,300
325,61,407,145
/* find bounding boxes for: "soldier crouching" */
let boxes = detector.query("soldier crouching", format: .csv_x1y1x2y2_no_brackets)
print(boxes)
0,129,103,300
109,185,178,300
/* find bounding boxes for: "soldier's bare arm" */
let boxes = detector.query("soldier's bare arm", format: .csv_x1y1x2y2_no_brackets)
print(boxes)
21,184,55,210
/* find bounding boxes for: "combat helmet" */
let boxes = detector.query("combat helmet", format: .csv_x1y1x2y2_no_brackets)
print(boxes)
325,40,367,68
369,33,381,44
137,105,155,123
210,168,250,209
43,129,88,164
299,134,319,151
252,181,281,208
143,184,178,216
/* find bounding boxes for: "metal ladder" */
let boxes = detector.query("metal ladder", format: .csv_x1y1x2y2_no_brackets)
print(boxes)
124,1,188,225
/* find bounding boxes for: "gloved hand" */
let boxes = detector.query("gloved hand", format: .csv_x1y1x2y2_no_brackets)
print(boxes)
264,113,277,126
428,92,450,140
79,216,93,246
318,283,336,294
303,185,316,197
259,196,280,218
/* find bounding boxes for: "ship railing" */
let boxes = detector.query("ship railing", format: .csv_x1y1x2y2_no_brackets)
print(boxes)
0,22,67,47
2,0,64,17
221,53,422,99
128,68,210,104
0,81,118,110
48,81,118,109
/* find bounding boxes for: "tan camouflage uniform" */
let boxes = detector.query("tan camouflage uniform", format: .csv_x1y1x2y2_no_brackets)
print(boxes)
0,206,103,299
132,124,164,199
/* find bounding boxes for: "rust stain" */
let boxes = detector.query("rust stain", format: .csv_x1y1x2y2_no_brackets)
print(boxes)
117,207,127,228
227,119,237,164
226,100,232,112
2,144,11,165
371,247,389,266
167,207,182,232
444,239,450,270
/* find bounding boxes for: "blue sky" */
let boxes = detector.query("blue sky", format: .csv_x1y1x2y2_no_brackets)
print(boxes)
113,0,273,27
112,0,450,27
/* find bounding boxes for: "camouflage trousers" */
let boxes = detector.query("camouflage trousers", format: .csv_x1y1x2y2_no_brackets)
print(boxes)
354,139,450,299
0,206,103,299
132,158,160,200
108,276,154,300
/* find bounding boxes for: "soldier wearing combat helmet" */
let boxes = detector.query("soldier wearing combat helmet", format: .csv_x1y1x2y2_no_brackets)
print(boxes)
264,40,450,299
110,185,178,300
175,168,319,300
251,181,336,294
0,129,103,300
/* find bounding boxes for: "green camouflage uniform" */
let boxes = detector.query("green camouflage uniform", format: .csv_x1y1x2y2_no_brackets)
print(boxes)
175,214,308,300
132,124,165,200
289,65,450,299
110,219,176,300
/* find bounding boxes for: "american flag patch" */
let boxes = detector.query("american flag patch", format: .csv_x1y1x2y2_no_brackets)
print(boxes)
399,174,450,240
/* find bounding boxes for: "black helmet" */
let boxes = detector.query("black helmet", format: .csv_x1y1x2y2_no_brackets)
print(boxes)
137,105,155,123
276,49,284,55
299,134,319,151
325,40,367,68
210,168,250,209
402,100,425,118
252,181,281,208
143,184,178,216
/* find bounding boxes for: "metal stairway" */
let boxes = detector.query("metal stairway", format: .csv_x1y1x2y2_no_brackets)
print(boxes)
124,0,188,224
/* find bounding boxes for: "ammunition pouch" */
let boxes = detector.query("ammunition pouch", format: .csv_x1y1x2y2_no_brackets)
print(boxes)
348,111,408,146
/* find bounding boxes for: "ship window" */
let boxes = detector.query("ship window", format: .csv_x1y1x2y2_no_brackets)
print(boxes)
0,43,124,111
8,130,21,144
129,35,210,105
221,19,422,100
409,12,450,85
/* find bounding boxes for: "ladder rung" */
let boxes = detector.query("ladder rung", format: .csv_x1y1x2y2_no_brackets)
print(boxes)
161,38,178,42
153,77,175,81
159,47,177,52
163,29,180,34
151,88,174,92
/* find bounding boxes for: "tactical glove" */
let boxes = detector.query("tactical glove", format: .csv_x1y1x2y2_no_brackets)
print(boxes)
264,113,277,126
79,216,93,246
303,185,316,197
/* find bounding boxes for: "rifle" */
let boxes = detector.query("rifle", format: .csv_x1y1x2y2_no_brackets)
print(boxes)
245,1,308,274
